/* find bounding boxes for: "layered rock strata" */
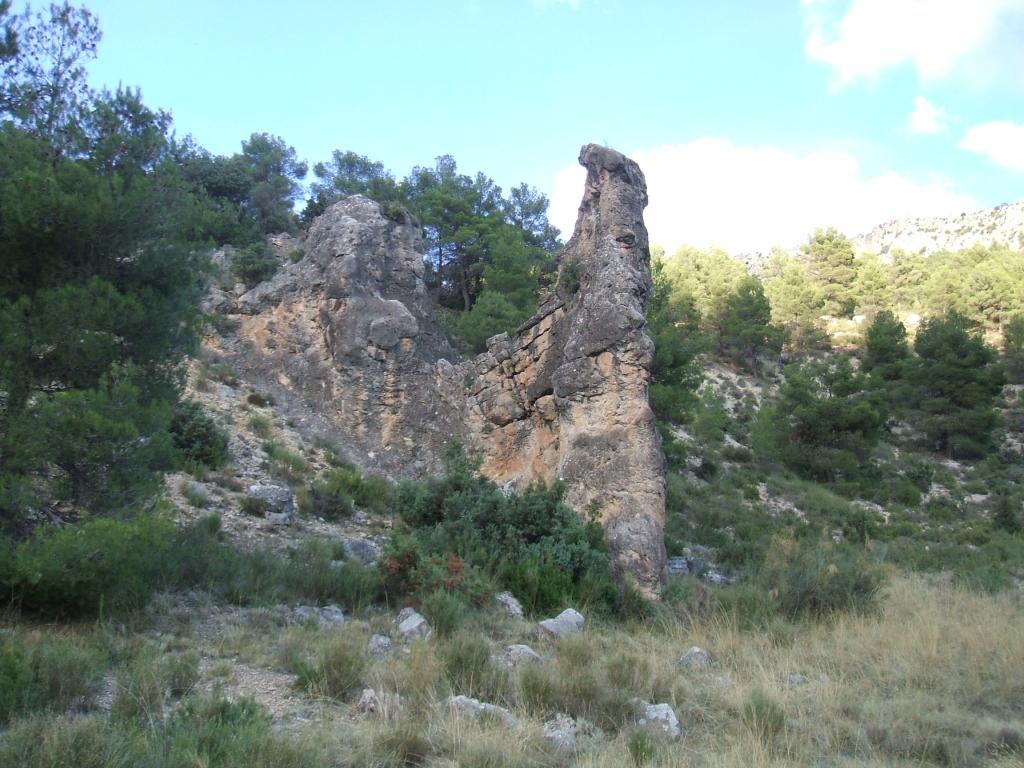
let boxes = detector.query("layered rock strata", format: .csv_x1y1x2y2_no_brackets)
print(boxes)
217,144,667,595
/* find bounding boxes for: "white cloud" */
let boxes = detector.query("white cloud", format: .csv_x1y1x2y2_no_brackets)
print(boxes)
959,121,1024,172
803,0,1024,88
906,96,954,135
548,139,978,254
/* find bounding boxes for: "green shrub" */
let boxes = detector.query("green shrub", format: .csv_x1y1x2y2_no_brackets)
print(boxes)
741,689,786,744
309,464,392,518
233,242,278,287
420,588,466,638
263,441,309,483
0,632,109,723
181,479,209,508
171,400,230,469
371,719,433,767
0,714,143,768
389,442,615,612
4,515,178,617
440,632,508,701
627,727,659,765
248,413,273,438
761,537,885,618
111,653,165,724
290,633,367,701
498,556,573,617
162,650,200,697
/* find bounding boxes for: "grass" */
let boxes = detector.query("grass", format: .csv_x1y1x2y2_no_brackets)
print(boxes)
1,572,1022,766
263,441,309,483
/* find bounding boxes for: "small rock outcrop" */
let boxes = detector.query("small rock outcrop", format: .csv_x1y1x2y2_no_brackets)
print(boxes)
496,591,524,619
292,604,345,627
396,608,432,641
367,634,393,660
635,700,682,740
218,145,667,596
538,608,585,638
543,714,579,751
500,643,543,668
678,646,713,669
445,695,517,726
358,688,403,715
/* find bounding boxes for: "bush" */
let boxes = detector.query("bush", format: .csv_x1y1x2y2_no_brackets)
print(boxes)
440,632,508,701
628,727,659,765
170,400,230,469
389,442,616,612
289,632,367,701
233,242,278,287
0,512,382,620
741,689,786,744
309,464,392,518
248,413,273,438
111,654,165,723
3,514,178,617
0,632,109,723
761,537,886,618
263,441,309,483
420,588,466,638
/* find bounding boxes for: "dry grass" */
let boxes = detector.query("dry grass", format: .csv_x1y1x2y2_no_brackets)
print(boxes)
4,575,1022,767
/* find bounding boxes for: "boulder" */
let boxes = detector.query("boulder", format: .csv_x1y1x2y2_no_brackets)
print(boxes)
635,700,681,741
678,646,713,669
538,608,585,638
340,536,381,565
357,688,403,715
445,695,517,727
293,604,345,627
367,634,394,660
246,484,294,525
496,591,524,619
500,644,542,668
396,609,432,641
543,713,578,751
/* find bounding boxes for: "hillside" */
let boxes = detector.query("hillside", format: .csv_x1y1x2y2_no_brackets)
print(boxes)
852,200,1024,259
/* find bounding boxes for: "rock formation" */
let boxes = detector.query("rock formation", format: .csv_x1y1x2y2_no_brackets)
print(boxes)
212,144,667,596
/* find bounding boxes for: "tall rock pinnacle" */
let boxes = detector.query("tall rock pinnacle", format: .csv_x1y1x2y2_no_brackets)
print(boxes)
219,144,668,597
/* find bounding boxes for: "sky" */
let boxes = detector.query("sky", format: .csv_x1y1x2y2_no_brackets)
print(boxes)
13,0,1024,253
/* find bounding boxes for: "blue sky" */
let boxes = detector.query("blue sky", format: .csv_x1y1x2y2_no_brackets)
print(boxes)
14,0,1024,252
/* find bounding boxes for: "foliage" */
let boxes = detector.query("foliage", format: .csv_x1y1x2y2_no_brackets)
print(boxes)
1004,314,1024,384
170,400,229,469
289,632,368,701
761,537,885,618
755,356,884,482
862,310,909,380
0,2,100,152
647,257,705,422
0,512,383,619
802,227,857,317
713,278,787,375
762,250,828,352
741,689,786,744
0,630,108,723
308,463,392,518
232,241,278,287
385,442,616,612
902,312,1004,458
420,588,467,638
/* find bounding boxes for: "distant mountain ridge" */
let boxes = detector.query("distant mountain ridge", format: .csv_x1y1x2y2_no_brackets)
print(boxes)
851,199,1024,259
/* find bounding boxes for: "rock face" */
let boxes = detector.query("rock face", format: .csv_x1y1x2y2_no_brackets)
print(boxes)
852,200,1024,259
219,145,667,596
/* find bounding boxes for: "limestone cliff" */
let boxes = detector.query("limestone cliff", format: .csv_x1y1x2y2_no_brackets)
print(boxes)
213,145,667,596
